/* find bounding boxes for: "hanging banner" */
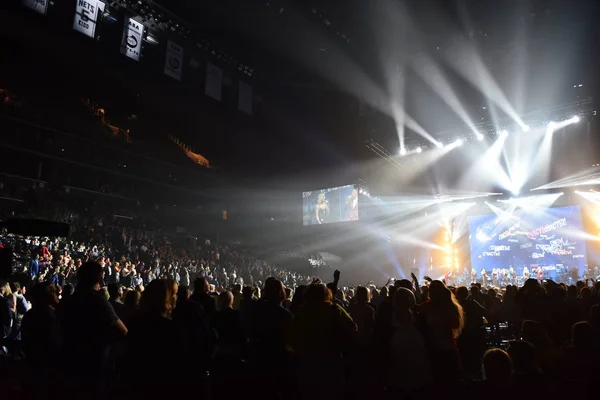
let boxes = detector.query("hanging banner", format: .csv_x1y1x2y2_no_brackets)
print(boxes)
23,0,49,15
164,40,184,81
73,0,105,38
120,18,144,61
205,62,223,101
238,80,253,115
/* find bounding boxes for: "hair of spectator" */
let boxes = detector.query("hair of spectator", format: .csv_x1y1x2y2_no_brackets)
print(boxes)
77,261,104,288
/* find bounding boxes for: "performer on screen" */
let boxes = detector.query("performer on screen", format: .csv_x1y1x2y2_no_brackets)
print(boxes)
315,193,329,224
492,268,498,287
536,266,544,281
470,268,477,285
345,187,359,221
523,267,530,281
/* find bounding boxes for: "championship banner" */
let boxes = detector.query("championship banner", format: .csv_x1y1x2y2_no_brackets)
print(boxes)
120,18,144,61
23,0,49,15
238,80,253,115
73,0,105,38
205,62,223,101
164,40,184,81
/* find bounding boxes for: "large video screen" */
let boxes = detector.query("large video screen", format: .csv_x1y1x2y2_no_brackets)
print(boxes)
302,185,359,226
468,205,587,279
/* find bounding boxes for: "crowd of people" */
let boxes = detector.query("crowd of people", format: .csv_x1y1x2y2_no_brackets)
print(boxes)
1,226,599,399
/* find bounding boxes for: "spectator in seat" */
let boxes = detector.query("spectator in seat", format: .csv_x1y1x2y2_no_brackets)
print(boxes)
58,261,127,381
107,283,124,318
190,277,216,321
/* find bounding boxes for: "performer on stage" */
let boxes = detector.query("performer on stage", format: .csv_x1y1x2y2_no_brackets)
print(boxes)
536,266,544,281
470,268,477,285
481,270,489,286
570,266,579,283
523,267,530,281
345,187,359,221
500,269,508,286
444,269,452,285
509,266,516,285
492,268,498,287
315,193,329,224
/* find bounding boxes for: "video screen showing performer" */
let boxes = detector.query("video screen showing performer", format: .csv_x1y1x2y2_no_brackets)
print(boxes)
344,187,359,221
302,184,359,226
467,205,587,280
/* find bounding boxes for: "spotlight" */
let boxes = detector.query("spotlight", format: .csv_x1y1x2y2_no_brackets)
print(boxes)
436,142,443,148
523,125,530,132
476,133,484,141
571,116,580,123
499,130,509,136
454,138,463,147
415,147,422,153
400,148,407,156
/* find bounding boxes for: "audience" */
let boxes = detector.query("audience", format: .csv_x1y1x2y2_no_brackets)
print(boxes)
1,228,599,400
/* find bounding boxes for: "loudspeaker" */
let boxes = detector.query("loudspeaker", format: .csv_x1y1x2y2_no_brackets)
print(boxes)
0,247,13,281
2,218,70,237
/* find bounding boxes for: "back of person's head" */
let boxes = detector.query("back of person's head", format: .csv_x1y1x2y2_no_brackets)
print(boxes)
123,289,141,308
194,277,209,294
77,261,103,289
264,279,285,304
567,285,578,297
455,286,469,301
429,280,451,302
140,279,178,318
470,285,481,296
304,283,332,306
9,282,20,293
107,283,121,299
488,288,497,298
507,340,538,374
571,321,593,348
218,291,234,310
0,281,11,297
396,279,413,292
62,283,74,298
580,287,591,298
291,285,307,306
483,348,512,386
176,285,190,304
264,277,276,290
242,286,254,300
521,319,551,347
30,281,59,308
355,286,370,303
393,287,416,311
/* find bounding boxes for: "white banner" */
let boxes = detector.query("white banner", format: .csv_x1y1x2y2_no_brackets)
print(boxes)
23,0,49,15
120,18,144,62
73,0,104,38
164,40,184,81
205,62,223,101
238,80,253,115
